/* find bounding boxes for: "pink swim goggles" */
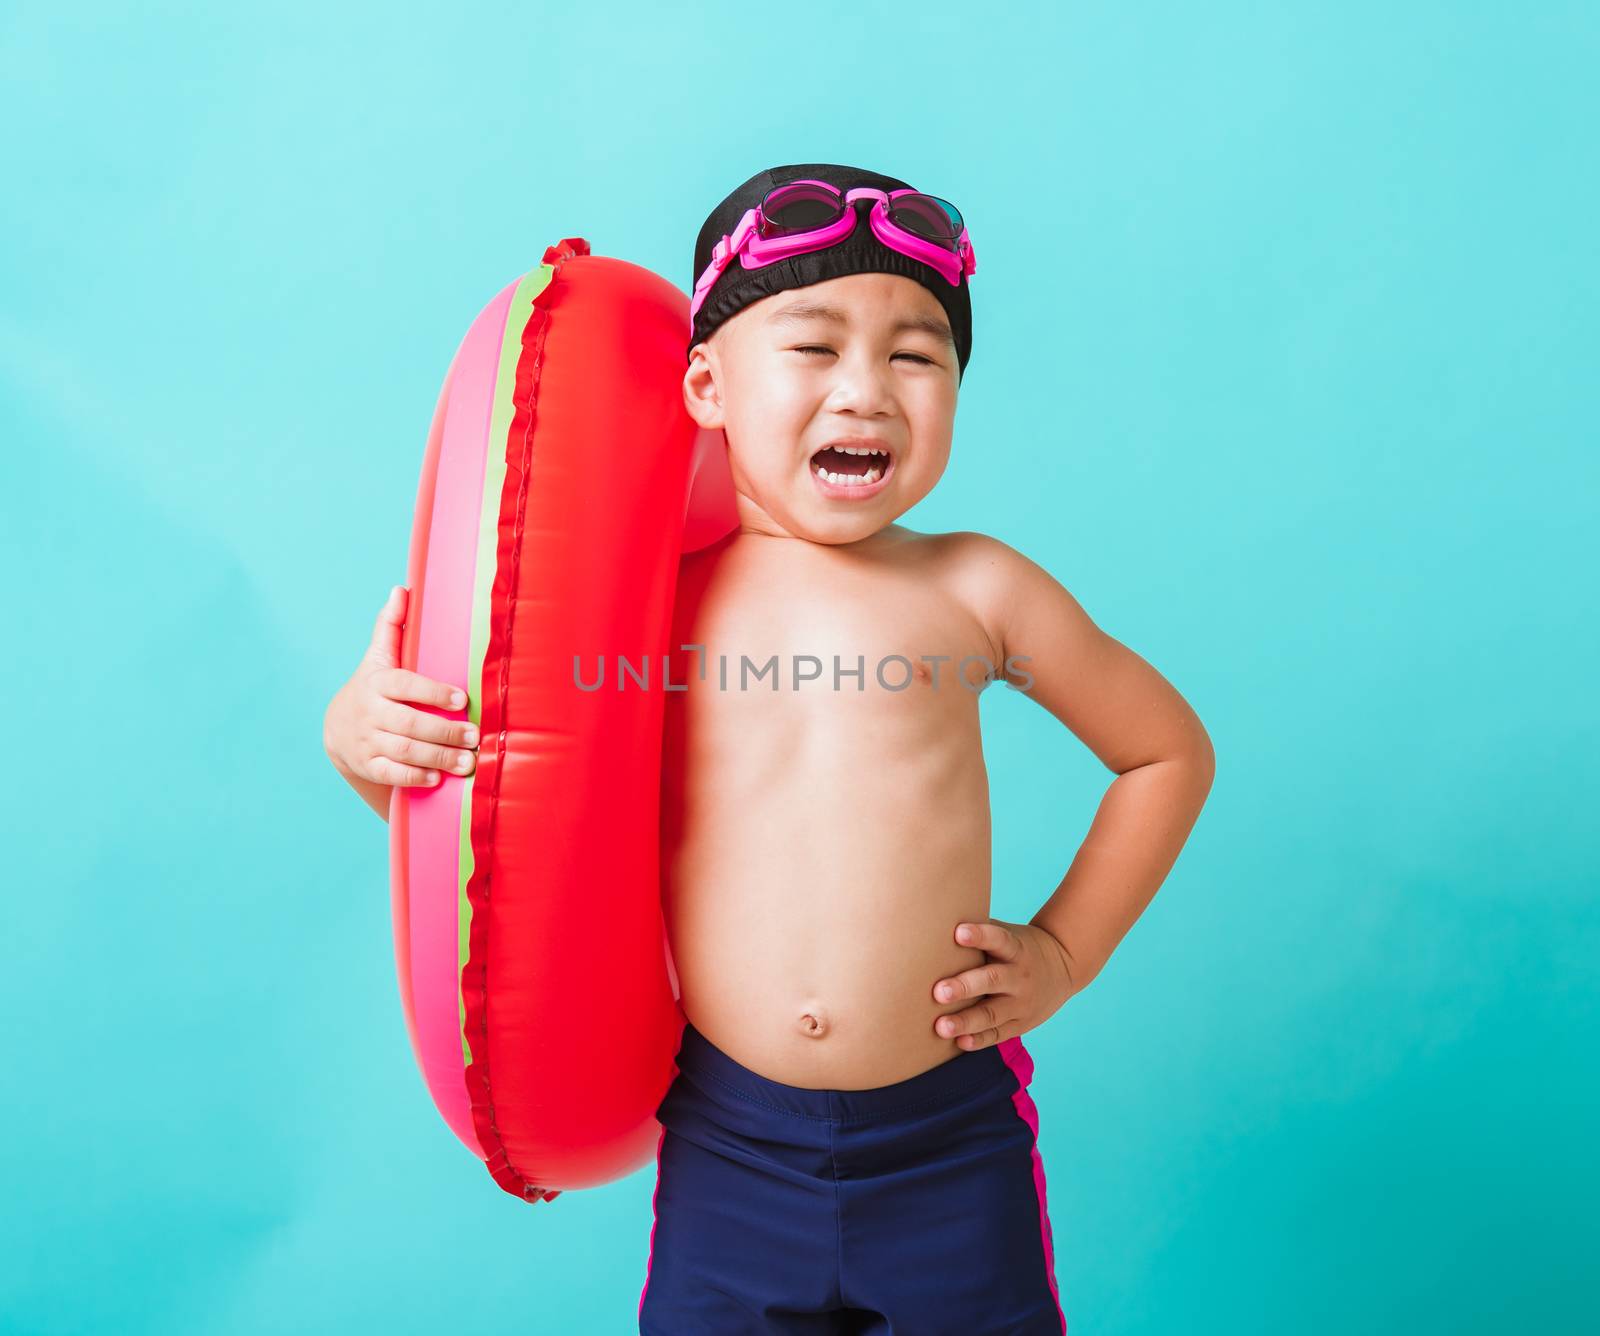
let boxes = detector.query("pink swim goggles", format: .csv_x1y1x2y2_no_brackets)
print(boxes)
688,179,977,323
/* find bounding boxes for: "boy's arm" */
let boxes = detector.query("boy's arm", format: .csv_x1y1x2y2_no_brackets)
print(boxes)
958,532,1216,994
332,751,394,822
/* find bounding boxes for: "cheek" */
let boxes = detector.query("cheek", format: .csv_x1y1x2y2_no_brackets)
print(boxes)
761,378,817,424
911,401,956,455
727,390,813,461
900,434,953,491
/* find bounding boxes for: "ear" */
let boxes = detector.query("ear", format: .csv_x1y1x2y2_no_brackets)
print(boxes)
683,344,725,430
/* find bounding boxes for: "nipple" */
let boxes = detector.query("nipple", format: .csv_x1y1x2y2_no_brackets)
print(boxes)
797,1011,829,1038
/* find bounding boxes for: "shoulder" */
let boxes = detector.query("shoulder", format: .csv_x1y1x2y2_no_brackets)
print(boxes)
937,530,1104,668
935,528,1022,572
913,529,1065,667
930,529,1051,608
890,526,1017,567
872,524,1058,601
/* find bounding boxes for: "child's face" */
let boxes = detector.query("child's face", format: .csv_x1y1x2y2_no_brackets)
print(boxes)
684,272,961,545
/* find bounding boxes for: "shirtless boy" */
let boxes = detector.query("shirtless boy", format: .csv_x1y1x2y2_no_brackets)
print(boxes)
323,162,1214,1334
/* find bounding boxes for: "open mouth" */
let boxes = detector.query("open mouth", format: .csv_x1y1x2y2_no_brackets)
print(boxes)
809,444,893,488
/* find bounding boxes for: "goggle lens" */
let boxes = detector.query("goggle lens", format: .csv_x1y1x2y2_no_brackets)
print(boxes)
889,193,963,250
759,182,845,237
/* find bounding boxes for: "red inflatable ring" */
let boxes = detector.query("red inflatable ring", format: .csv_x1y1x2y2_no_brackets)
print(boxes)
389,237,736,1203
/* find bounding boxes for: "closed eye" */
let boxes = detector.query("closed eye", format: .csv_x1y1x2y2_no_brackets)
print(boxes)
793,345,935,365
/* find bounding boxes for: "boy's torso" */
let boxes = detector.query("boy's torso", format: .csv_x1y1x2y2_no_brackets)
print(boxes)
662,524,1004,1090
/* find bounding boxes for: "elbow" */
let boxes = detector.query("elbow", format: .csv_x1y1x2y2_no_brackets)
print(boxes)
1190,727,1217,803
1162,717,1215,803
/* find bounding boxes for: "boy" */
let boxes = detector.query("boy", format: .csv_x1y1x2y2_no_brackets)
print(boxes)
323,162,1214,1334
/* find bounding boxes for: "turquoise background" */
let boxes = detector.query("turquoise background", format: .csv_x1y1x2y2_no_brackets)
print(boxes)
4,2,1595,1332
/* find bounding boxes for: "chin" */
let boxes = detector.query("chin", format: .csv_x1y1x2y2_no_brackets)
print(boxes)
803,511,896,545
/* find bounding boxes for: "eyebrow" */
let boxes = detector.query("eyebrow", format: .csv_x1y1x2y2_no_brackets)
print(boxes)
765,299,955,347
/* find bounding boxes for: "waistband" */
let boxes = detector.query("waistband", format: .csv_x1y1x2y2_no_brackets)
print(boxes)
672,1021,1015,1123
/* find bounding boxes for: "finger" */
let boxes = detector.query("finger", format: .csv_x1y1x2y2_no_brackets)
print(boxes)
955,920,1020,960
366,586,408,668
932,959,1007,1004
375,666,468,711
367,753,446,788
934,996,1006,1041
373,728,477,777
379,698,479,750
952,1020,1015,1051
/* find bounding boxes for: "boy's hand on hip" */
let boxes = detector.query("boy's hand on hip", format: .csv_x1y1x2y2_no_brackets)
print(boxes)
930,918,1076,1050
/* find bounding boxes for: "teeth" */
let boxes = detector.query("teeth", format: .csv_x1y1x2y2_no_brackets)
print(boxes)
813,446,890,490
814,463,884,486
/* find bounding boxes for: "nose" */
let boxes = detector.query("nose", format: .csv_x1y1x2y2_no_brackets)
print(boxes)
823,349,899,416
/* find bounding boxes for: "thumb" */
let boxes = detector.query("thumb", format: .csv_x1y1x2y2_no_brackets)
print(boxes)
366,584,407,667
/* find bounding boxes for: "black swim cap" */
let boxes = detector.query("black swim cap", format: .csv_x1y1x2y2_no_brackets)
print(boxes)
688,162,972,380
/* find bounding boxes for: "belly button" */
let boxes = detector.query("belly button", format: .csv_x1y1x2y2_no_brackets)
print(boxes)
798,1012,828,1038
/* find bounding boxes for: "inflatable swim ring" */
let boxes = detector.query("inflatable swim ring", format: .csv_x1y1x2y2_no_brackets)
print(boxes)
389,237,736,1203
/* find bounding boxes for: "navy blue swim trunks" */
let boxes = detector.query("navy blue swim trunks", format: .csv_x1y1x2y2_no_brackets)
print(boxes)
637,1021,1067,1334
